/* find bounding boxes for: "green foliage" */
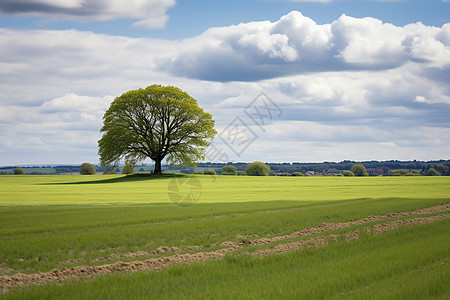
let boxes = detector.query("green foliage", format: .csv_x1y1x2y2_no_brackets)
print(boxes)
423,168,441,176
80,163,96,175
236,171,246,176
203,169,216,175
193,171,204,174
222,165,237,175
342,170,355,176
389,169,418,176
436,164,449,174
98,85,217,174
245,161,271,176
280,172,291,176
351,164,369,176
291,172,304,176
13,167,24,175
121,162,135,175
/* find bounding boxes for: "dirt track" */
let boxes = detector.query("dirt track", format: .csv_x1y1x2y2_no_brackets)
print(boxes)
1,203,449,294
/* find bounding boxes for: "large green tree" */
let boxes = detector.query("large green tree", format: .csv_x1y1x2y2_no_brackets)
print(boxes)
98,85,217,174
351,164,369,176
245,161,271,176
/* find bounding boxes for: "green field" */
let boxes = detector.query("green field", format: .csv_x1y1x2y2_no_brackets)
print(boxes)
0,175,449,299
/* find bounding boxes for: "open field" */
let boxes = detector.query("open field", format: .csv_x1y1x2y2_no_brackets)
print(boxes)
0,175,449,299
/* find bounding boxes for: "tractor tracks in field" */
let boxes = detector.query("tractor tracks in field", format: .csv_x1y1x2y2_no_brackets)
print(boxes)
1,203,449,294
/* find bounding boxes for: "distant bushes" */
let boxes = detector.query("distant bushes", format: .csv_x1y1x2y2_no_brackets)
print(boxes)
389,169,419,176
80,163,96,175
351,164,368,176
245,162,271,176
342,170,355,177
423,168,441,176
13,167,25,175
291,172,304,176
222,165,237,175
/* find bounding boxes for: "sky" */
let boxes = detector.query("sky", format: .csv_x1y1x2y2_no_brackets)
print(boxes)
0,0,449,166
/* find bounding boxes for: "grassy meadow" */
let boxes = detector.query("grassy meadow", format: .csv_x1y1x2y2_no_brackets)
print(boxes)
0,174,449,299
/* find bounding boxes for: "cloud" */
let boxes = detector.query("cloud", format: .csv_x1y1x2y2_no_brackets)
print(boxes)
161,11,450,82
0,11,449,164
132,15,169,29
0,0,175,28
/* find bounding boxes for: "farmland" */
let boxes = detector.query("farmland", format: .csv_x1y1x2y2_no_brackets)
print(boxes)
0,175,449,299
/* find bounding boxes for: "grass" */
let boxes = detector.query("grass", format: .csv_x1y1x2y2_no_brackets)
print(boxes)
0,175,449,298
3,218,449,299
0,174,449,205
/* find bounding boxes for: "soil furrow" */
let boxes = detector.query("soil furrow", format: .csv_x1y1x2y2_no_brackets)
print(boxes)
1,203,449,294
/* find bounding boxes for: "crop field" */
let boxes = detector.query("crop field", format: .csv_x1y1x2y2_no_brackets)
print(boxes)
0,175,449,299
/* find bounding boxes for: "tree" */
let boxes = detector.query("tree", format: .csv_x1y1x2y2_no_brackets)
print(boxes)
13,167,25,175
423,168,441,176
80,163,96,175
292,172,304,176
222,165,237,175
98,85,217,175
203,169,216,175
436,164,449,175
245,162,271,176
351,164,368,176
122,162,135,175
342,170,355,176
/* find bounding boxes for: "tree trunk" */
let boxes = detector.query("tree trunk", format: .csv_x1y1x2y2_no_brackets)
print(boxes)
154,159,162,175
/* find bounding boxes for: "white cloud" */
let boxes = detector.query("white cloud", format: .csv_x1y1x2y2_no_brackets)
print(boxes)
0,0,175,29
0,11,449,164
133,14,169,29
161,11,450,82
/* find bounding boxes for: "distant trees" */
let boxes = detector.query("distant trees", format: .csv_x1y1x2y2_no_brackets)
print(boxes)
13,167,25,175
389,169,418,176
80,163,96,175
291,172,304,176
436,164,449,175
351,164,368,176
203,169,216,175
222,165,237,175
342,170,355,176
245,162,271,176
423,168,441,176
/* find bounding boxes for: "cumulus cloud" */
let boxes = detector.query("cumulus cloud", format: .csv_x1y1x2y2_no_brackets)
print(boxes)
0,11,449,164
161,11,450,82
0,0,174,29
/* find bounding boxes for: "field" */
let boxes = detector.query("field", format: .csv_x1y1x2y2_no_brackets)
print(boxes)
0,175,449,299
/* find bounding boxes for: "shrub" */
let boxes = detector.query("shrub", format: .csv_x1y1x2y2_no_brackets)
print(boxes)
351,164,368,176
80,163,96,175
13,167,25,175
423,168,441,176
342,170,355,177
291,172,304,176
203,169,216,175
389,169,409,176
222,165,237,175
236,171,246,176
245,162,271,176
280,172,291,176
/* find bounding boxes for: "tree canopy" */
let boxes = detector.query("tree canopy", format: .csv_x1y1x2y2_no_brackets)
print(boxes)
222,165,237,175
98,85,217,174
245,162,271,176
13,167,25,175
351,164,368,176
80,163,96,175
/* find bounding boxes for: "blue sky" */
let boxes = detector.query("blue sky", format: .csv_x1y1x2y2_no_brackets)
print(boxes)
0,0,449,165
